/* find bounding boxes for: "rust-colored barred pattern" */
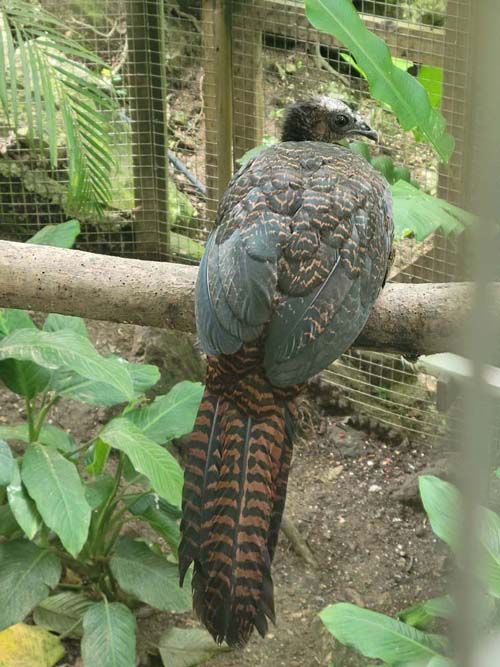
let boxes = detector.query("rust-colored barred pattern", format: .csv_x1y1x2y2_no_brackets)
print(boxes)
179,347,300,645
180,133,393,646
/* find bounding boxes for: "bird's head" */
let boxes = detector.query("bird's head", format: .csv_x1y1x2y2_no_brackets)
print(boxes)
281,97,378,144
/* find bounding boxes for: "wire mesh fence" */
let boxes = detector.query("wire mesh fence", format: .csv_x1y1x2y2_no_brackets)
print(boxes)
0,0,474,441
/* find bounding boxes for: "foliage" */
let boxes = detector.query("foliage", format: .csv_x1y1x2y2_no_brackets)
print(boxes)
320,474,500,666
391,181,475,241
0,0,119,217
0,223,205,666
305,0,454,161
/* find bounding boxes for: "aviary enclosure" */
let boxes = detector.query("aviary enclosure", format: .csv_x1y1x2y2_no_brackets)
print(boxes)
1,1,499,666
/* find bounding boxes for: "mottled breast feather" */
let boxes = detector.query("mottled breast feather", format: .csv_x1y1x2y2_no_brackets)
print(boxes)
195,142,394,387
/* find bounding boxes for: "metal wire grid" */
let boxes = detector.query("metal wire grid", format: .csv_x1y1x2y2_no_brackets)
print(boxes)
0,0,471,439
228,0,469,440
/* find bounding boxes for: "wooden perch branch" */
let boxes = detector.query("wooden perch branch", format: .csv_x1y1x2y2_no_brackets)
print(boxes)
0,240,495,357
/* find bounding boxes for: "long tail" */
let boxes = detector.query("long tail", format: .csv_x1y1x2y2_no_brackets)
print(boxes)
179,381,296,646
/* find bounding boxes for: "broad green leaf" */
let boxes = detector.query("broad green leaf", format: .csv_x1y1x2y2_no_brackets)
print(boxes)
85,476,115,510
126,381,203,444
0,503,20,537
0,423,76,453
399,597,453,631
44,313,88,337
419,476,460,548
0,309,36,336
7,460,42,539
50,357,158,406
124,494,181,553
0,310,49,398
99,418,184,507
305,0,454,161
33,592,94,638
0,329,134,402
0,357,51,398
159,627,229,667
319,603,447,664
0,440,14,486
27,220,81,249
82,600,135,667
85,438,110,476
0,622,65,667
392,181,474,242
420,475,500,598
21,444,91,557
124,360,161,394
110,538,191,612
418,65,443,109
0,540,61,630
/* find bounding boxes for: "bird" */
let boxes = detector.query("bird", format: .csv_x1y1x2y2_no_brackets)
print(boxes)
179,97,394,646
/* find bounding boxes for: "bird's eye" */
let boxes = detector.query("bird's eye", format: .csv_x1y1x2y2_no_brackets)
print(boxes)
335,114,350,128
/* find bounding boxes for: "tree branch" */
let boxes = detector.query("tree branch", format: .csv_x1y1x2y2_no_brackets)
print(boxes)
0,240,492,356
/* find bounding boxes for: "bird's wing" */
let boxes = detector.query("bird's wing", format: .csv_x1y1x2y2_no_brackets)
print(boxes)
195,156,286,356
195,143,393,380
263,147,393,387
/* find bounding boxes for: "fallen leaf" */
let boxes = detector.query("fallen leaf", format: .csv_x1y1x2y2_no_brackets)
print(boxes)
0,623,64,667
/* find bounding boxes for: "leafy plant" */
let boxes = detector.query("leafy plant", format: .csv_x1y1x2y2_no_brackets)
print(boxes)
0,0,119,216
320,474,500,666
305,0,454,161
0,222,206,666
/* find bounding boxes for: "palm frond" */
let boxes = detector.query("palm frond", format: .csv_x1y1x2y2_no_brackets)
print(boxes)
0,0,119,217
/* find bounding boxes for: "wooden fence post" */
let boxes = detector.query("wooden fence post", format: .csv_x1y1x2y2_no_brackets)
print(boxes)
232,2,264,165
202,0,234,221
437,0,473,208
126,0,169,259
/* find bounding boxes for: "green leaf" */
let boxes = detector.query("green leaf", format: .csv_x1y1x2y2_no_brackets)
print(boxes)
21,444,91,557
0,423,76,453
159,627,229,667
392,180,475,242
7,459,42,539
0,540,61,631
126,381,204,444
34,592,94,638
418,65,443,109
419,475,500,598
0,503,21,537
398,597,453,631
50,357,157,407
0,311,51,398
419,476,460,549
85,476,115,510
170,232,205,262
305,0,454,161
0,309,36,336
82,600,136,667
28,220,81,249
320,603,447,664
0,440,14,486
99,418,184,507
85,438,110,476
125,360,161,394
0,329,134,402
110,538,191,612
44,313,88,338
124,494,181,553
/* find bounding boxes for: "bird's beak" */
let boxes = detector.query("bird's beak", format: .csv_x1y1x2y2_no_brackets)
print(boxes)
349,117,379,143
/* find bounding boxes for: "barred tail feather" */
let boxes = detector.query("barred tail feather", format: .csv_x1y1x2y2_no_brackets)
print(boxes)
179,388,294,646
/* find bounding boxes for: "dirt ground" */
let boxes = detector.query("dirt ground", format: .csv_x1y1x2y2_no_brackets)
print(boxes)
0,319,450,667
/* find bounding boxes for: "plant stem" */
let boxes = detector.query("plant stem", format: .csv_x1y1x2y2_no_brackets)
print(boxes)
33,393,61,440
90,452,124,557
58,582,84,590
25,397,35,442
